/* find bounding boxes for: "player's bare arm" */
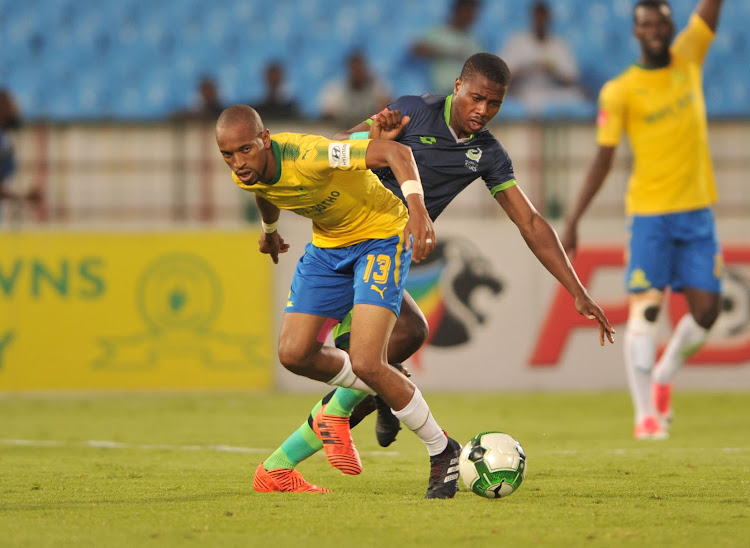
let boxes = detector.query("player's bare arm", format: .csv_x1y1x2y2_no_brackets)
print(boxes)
364,140,436,263
560,145,616,258
695,0,724,31
496,185,615,345
256,195,289,264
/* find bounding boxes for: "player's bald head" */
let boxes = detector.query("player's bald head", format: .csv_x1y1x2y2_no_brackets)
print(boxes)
216,104,264,135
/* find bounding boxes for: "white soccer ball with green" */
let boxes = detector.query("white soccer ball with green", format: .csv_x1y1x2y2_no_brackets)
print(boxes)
458,431,527,498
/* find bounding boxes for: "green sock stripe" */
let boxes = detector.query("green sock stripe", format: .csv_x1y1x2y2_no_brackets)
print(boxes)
299,421,322,450
263,396,330,470
263,447,296,470
325,387,369,417
265,421,323,470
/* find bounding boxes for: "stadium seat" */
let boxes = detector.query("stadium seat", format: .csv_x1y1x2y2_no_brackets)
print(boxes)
0,0,747,121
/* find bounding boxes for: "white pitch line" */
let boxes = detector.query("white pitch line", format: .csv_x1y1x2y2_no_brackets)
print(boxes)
1,439,748,456
0,438,401,456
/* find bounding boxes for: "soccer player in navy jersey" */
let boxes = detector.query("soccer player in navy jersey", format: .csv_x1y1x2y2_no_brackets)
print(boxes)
254,53,615,493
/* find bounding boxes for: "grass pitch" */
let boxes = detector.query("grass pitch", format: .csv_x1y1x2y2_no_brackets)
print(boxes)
1,391,748,547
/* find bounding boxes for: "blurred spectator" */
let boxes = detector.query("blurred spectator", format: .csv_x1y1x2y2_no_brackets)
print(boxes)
172,76,224,121
0,89,42,213
318,51,391,127
410,0,483,94
499,1,588,116
254,61,301,121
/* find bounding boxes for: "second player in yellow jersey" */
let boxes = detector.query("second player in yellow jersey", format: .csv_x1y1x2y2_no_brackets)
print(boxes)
597,13,717,215
561,0,725,441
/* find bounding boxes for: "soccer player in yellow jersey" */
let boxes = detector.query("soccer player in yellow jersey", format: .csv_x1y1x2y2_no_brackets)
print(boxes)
216,105,462,498
562,0,725,439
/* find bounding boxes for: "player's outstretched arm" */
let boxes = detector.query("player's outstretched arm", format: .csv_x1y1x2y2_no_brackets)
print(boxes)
364,140,435,263
255,195,289,264
560,145,616,258
695,0,724,32
496,185,615,345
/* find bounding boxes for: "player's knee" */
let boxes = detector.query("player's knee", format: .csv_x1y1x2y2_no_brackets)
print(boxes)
348,354,381,382
627,294,661,336
692,307,719,330
388,313,428,363
277,342,314,374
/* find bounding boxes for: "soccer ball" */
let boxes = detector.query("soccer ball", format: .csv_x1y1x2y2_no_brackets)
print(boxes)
458,431,526,499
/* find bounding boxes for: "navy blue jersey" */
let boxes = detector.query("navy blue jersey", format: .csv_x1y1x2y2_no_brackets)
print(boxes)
367,94,516,220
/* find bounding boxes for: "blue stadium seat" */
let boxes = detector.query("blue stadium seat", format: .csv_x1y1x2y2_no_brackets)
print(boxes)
0,0,746,121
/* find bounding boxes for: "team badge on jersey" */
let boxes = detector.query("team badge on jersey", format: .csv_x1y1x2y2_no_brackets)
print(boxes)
465,148,482,172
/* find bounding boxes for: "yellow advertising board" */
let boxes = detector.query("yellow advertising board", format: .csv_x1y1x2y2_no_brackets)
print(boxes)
0,231,273,390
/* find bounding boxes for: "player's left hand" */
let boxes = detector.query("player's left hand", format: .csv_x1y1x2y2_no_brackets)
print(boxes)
370,110,410,141
574,294,616,346
258,232,290,264
403,203,435,263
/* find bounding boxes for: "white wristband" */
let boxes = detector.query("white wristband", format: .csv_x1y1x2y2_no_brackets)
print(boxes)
261,220,279,233
400,179,424,198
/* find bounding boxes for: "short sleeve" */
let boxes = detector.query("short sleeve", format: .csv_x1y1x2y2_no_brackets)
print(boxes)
596,80,626,147
671,14,714,66
295,136,371,180
482,142,516,196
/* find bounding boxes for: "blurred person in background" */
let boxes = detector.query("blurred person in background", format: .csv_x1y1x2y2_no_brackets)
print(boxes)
561,0,725,440
410,0,484,94
318,50,391,128
254,61,301,121
499,1,588,116
172,76,224,121
0,89,42,213
254,53,615,494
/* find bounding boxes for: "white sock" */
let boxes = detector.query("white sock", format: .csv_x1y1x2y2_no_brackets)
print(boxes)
391,388,447,456
653,314,709,385
624,323,658,422
326,350,376,395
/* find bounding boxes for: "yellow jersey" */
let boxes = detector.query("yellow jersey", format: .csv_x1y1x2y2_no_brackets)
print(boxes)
597,14,717,215
232,133,408,248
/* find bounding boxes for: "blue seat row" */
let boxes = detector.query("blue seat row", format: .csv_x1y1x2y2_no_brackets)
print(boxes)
0,0,747,120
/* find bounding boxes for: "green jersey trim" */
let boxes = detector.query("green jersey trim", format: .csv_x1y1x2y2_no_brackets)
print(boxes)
490,178,517,196
265,140,283,185
444,94,474,140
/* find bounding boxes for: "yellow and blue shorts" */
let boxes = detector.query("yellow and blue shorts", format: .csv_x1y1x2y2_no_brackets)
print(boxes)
286,234,411,321
625,208,722,294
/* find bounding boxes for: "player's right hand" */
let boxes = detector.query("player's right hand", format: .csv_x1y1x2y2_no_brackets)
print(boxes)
258,232,290,264
369,110,410,141
574,294,616,346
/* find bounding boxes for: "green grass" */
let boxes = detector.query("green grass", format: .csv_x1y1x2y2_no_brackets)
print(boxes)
1,391,748,547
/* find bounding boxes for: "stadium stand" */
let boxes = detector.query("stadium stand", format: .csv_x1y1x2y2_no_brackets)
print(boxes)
0,0,747,121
